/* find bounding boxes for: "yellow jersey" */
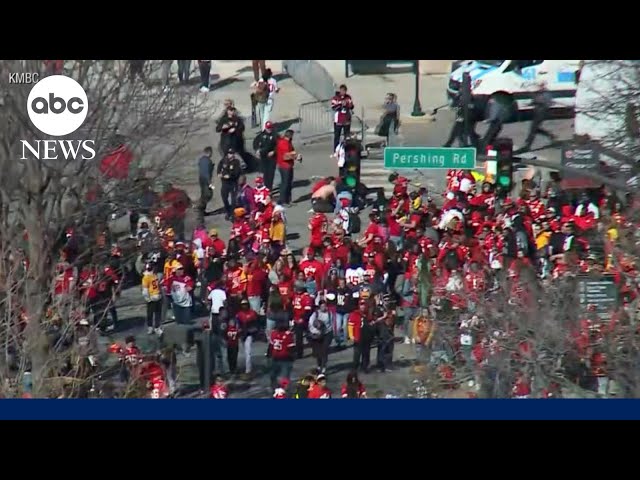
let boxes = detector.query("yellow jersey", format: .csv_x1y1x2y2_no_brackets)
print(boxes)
142,271,162,300
163,259,180,279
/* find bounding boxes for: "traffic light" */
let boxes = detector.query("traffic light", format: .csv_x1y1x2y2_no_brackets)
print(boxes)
494,137,514,195
342,139,362,189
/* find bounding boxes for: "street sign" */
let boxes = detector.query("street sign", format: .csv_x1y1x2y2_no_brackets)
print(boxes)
561,141,601,189
384,147,476,170
577,274,619,321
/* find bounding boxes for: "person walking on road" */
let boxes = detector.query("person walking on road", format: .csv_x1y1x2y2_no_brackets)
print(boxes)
141,263,163,336
252,60,267,82
177,60,191,85
482,95,508,148
268,317,296,390
253,121,278,189
308,300,333,374
516,82,556,153
128,60,145,83
275,129,302,206
161,60,173,92
443,93,481,148
217,149,242,221
197,147,214,224
198,60,212,93
331,84,355,151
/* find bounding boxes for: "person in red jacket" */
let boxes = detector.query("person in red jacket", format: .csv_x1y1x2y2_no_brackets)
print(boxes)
308,373,332,398
348,300,370,370
331,84,354,150
206,228,226,257
512,373,532,398
269,318,296,390
341,370,367,398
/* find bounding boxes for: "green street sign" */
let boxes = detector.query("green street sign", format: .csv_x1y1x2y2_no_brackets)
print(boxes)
384,147,477,170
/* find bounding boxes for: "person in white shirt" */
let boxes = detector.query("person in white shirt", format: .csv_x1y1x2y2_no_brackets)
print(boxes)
259,69,279,130
208,284,227,316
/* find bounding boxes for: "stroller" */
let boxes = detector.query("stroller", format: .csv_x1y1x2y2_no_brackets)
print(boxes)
364,93,401,156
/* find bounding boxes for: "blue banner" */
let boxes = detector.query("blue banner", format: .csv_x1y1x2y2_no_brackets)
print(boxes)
2,399,638,420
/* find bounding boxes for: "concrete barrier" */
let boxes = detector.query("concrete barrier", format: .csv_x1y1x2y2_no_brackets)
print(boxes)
419,60,454,75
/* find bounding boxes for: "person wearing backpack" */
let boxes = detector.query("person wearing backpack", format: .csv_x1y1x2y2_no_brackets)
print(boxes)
252,69,279,131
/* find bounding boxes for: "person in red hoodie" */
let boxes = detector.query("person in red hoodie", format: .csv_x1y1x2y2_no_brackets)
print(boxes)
308,373,332,398
206,228,226,257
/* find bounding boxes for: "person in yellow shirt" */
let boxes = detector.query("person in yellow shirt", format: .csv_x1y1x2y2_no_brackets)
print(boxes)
142,263,163,335
412,308,436,365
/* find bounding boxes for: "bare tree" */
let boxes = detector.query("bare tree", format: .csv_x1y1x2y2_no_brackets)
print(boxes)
0,60,217,397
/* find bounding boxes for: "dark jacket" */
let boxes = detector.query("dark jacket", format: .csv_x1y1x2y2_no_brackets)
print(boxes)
217,156,242,183
216,115,246,153
253,131,278,158
198,155,214,184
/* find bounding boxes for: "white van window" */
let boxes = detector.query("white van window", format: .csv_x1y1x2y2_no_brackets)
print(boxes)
476,60,504,66
505,60,543,72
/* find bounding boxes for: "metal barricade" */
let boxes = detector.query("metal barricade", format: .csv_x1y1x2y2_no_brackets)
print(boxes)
282,60,337,102
297,99,334,141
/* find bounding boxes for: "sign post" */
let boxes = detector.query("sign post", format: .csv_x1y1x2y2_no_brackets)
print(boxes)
576,274,619,321
384,147,476,170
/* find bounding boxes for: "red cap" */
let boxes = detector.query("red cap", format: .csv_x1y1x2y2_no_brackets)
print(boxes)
255,176,264,184
265,121,274,129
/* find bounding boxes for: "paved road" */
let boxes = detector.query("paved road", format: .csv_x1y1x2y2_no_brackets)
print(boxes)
99,65,575,398
360,109,575,196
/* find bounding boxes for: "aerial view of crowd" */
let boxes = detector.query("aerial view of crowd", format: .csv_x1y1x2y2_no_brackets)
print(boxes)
4,60,640,400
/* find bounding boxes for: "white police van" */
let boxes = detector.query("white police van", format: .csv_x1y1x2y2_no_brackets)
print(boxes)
447,60,581,118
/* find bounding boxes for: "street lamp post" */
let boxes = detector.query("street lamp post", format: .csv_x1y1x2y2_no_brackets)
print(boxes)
411,60,425,117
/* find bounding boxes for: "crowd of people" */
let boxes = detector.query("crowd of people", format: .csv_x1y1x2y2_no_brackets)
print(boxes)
7,64,640,400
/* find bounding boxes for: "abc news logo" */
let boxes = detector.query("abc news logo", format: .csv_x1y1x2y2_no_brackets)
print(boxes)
20,75,96,161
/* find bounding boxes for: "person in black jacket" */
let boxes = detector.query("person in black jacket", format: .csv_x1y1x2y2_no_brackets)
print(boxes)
216,107,246,155
217,149,242,220
252,121,278,190
196,146,214,223
517,82,556,153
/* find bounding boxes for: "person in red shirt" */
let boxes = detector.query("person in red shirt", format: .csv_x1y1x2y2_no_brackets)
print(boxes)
206,228,226,257
331,84,355,150
159,183,191,240
308,373,332,398
277,274,294,310
269,318,296,390
292,282,314,358
341,370,367,398
299,248,325,287
308,212,328,252
275,130,301,206
358,212,381,247
348,300,369,369
246,259,268,314
210,375,229,399
223,318,240,374
224,257,247,305
236,299,258,375
118,335,142,383
512,373,532,398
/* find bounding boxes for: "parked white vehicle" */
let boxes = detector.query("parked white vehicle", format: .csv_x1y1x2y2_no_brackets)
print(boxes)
447,60,581,118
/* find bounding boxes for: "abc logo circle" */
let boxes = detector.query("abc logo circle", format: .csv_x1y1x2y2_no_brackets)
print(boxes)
27,75,88,137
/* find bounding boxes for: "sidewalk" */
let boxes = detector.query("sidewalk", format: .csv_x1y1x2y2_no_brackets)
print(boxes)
316,60,450,126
